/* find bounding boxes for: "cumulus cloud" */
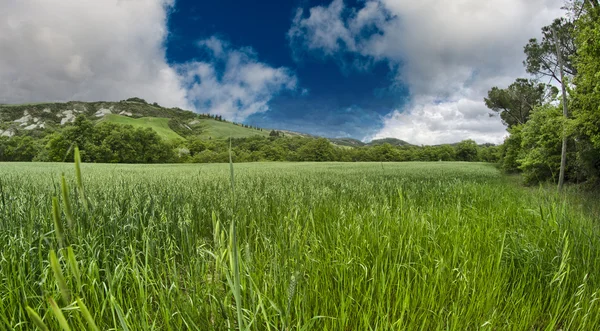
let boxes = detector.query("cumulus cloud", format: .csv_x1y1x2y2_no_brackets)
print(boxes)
289,0,564,144
0,0,296,122
0,0,190,108
370,97,507,145
180,38,297,122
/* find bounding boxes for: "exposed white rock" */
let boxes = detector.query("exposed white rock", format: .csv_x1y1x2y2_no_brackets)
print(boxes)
60,110,76,125
43,108,51,113
94,108,112,117
24,123,38,130
189,120,200,125
119,111,133,116
14,114,32,124
0,129,14,137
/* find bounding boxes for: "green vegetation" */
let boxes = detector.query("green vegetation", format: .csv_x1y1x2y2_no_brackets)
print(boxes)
1,115,500,163
196,118,269,139
101,114,184,142
489,1,600,185
1,161,599,329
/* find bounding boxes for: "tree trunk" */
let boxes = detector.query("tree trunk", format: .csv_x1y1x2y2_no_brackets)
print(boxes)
553,28,569,191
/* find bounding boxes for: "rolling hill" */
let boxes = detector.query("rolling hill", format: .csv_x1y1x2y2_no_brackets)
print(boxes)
101,114,184,141
0,98,420,147
0,99,276,141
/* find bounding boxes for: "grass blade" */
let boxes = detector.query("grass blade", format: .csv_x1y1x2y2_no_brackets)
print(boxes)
51,197,65,248
61,174,74,228
50,249,71,304
230,221,244,330
25,306,49,331
48,297,71,331
76,298,99,331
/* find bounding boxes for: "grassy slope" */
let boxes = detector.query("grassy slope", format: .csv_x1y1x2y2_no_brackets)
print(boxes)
101,114,183,141
1,162,600,329
196,118,270,139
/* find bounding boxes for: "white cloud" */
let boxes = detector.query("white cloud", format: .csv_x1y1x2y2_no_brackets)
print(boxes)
289,0,564,144
0,0,190,109
371,97,507,145
181,38,297,122
0,0,296,122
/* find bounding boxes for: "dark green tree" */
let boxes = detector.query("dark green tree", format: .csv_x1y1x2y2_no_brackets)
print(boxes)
485,78,557,127
524,18,577,83
455,140,479,161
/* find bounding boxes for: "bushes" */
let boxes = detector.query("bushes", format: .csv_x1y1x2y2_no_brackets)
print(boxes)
39,116,176,163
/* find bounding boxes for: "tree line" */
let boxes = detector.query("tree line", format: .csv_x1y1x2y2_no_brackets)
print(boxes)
0,115,499,163
486,0,600,185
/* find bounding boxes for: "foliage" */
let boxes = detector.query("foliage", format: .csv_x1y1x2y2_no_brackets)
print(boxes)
485,78,557,127
124,97,148,104
297,138,336,161
500,125,524,173
571,4,600,181
455,139,479,161
491,2,600,185
40,116,176,163
0,135,42,161
523,17,577,82
518,105,569,183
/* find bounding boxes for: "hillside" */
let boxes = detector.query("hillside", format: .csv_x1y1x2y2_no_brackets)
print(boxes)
101,114,184,141
329,138,366,147
0,98,424,146
368,138,413,146
0,99,271,141
195,118,269,139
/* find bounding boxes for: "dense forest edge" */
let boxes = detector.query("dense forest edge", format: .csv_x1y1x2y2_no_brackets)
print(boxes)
486,0,600,187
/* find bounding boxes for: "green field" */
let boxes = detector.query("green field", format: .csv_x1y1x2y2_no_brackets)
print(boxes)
101,114,184,141
1,162,600,330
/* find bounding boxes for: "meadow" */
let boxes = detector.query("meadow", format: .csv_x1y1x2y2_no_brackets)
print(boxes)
1,160,599,330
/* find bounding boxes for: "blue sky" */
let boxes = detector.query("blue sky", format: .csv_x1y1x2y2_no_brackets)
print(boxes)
1,0,564,144
165,0,407,139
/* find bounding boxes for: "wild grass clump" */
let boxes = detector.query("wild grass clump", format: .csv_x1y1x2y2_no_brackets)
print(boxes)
0,161,599,329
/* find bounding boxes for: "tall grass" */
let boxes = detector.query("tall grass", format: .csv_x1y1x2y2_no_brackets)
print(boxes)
1,161,599,329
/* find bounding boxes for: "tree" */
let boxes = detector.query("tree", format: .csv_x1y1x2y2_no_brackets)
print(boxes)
485,78,556,127
500,125,525,172
524,18,577,83
298,138,336,161
455,140,478,161
125,97,148,104
571,2,600,181
518,104,575,184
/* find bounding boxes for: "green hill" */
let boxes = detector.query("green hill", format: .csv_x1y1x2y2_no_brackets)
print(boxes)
193,118,269,139
101,114,184,142
368,138,413,146
0,99,273,141
329,138,366,147
0,98,419,146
